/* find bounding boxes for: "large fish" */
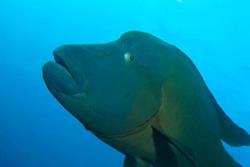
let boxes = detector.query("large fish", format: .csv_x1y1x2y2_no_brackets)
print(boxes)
42,31,250,167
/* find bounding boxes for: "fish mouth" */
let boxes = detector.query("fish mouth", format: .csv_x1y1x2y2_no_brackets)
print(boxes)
42,52,86,96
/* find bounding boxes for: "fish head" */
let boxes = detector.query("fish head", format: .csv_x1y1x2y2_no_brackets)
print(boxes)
43,31,170,135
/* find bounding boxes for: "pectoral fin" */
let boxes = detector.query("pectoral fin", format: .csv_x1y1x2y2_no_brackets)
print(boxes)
152,127,197,167
152,127,177,167
123,156,151,167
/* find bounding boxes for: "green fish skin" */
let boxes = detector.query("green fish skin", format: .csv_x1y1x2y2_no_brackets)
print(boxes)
43,31,250,167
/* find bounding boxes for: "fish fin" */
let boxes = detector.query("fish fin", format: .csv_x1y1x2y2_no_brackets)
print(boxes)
152,127,197,167
123,156,151,167
152,127,178,167
217,105,250,146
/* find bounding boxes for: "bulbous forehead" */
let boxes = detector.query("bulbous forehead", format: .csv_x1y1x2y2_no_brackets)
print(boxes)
119,31,151,41
119,31,152,47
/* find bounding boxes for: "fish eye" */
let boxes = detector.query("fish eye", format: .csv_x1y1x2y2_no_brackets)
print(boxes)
124,52,134,62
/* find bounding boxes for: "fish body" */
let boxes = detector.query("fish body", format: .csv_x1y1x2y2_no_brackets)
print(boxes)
43,31,250,167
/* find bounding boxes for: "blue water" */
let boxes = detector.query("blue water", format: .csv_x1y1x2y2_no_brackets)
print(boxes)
0,0,249,166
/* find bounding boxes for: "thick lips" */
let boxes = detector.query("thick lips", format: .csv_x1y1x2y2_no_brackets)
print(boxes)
42,54,84,96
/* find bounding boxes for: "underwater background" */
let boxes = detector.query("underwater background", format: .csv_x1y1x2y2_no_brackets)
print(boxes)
0,0,250,166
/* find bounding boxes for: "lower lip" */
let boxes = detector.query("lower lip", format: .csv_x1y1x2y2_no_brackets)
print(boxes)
43,61,82,95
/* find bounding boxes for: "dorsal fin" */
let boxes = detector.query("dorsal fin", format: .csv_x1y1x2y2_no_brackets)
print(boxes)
217,105,250,146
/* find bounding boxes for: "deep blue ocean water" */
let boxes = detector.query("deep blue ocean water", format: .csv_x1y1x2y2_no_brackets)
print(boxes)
0,0,249,166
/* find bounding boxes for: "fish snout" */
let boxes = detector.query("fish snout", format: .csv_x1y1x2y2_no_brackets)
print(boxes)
43,45,87,97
